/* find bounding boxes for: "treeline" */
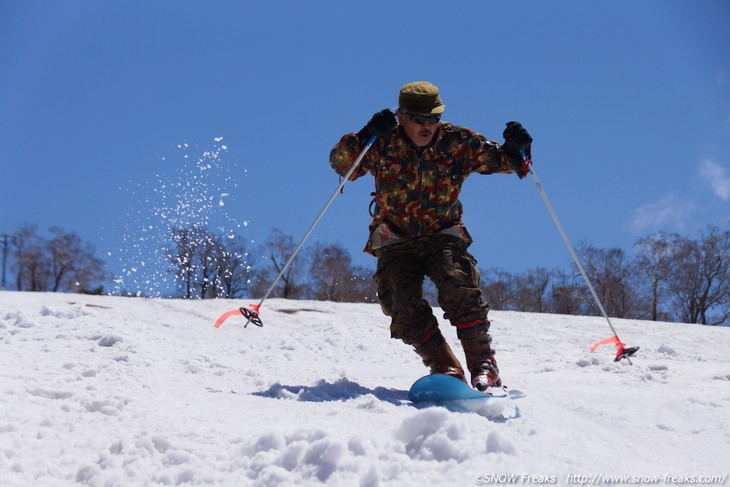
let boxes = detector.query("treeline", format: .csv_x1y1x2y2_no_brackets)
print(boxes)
164,224,728,326
163,227,376,302
477,227,729,326
1,224,105,294
3,222,727,326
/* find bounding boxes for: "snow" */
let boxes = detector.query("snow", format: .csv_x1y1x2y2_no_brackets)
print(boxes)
0,291,728,486
108,138,240,298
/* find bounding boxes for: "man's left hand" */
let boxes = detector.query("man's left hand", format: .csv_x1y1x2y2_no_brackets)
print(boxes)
502,121,532,161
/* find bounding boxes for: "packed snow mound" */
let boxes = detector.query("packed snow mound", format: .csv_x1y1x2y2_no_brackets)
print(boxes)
0,291,728,486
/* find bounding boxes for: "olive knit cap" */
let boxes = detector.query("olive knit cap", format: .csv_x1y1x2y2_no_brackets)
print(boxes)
398,81,445,115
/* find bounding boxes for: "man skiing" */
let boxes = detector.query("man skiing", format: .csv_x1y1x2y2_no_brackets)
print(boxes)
329,81,532,392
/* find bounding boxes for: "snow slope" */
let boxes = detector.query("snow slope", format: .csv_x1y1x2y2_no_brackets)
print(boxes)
1,291,728,486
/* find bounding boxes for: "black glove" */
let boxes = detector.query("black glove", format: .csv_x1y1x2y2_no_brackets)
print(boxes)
502,121,533,161
356,109,397,147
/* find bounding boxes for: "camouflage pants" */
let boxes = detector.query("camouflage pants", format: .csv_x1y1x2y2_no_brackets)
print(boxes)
373,234,489,346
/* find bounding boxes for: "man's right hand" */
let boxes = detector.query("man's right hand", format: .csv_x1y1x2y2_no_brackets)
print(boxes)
357,109,397,146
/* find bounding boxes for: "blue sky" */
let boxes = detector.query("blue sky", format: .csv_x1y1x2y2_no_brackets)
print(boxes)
1,1,729,295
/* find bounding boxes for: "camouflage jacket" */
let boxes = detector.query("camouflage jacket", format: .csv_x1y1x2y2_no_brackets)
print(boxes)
329,122,527,254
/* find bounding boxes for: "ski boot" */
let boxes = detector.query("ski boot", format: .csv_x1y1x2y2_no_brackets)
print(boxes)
414,329,466,383
457,320,502,392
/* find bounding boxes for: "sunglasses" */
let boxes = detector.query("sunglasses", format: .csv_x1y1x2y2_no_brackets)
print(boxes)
405,112,441,125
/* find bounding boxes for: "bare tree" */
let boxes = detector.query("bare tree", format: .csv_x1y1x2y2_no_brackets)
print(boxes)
344,264,377,302
166,227,200,298
576,244,637,318
196,230,224,299
47,227,76,292
257,228,307,299
667,227,729,325
12,224,49,291
633,232,681,321
9,224,104,293
165,227,254,299
479,267,517,311
309,242,375,302
46,227,105,292
548,267,585,315
514,267,552,313
215,237,252,298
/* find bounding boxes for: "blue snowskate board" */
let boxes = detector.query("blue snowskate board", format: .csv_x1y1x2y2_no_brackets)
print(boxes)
409,374,524,419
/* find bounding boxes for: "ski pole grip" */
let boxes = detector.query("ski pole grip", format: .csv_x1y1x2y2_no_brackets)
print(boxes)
520,149,530,164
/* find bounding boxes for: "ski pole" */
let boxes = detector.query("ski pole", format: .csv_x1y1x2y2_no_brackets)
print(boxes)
214,136,378,329
522,150,639,363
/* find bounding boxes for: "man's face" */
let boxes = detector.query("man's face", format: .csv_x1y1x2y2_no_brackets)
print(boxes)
397,111,441,147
